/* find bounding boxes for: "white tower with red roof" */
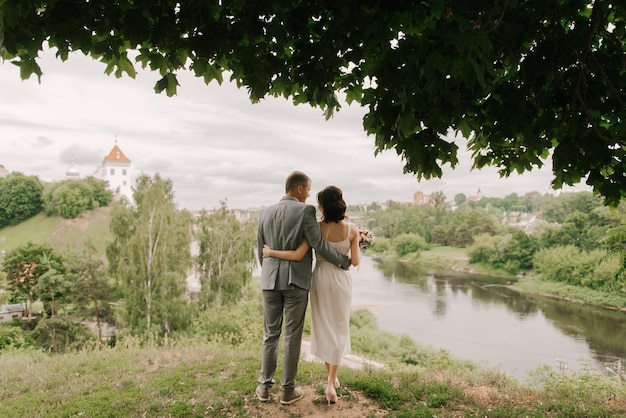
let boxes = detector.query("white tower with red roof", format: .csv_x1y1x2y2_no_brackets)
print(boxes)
99,143,132,202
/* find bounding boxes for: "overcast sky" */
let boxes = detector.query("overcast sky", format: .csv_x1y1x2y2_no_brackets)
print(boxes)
0,49,590,210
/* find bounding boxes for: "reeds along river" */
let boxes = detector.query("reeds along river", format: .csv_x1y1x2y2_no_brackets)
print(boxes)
350,256,626,379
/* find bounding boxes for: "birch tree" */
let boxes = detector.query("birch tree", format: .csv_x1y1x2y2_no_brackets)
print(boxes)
194,202,256,309
107,174,192,338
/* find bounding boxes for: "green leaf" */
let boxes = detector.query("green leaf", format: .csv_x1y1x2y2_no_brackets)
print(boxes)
18,58,42,82
116,54,137,78
103,58,115,76
154,73,179,96
457,119,473,138
345,85,363,104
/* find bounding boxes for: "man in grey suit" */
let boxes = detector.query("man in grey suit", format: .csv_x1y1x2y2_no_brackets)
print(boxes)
255,171,351,405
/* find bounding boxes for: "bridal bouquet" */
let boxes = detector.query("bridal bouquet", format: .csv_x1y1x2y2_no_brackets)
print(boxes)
357,225,373,252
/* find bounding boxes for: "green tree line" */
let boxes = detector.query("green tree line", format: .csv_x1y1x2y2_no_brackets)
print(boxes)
0,172,113,227
366,191,626,297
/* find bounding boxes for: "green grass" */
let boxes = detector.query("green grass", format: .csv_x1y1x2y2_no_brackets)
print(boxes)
0,336,624,417
50,204,114,257
514,275,626,308
0,205,114,258
1,291,625,417
387,245,516,278
0,213,61,252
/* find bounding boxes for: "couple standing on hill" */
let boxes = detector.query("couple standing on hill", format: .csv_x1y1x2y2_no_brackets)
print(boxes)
255,170,361,406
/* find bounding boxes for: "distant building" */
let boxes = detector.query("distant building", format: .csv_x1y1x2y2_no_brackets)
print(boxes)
96,144,133,202
413,191,433,206
0,304,24,323
65,157,80,180
467,188,482,202
189,208,245,222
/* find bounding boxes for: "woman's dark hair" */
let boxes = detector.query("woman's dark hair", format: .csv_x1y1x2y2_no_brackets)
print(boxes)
317,186,346,223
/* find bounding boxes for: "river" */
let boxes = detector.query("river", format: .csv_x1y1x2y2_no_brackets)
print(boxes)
350,256,626,379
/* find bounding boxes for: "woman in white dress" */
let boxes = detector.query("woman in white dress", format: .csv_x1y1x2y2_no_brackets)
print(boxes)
262,185,360,404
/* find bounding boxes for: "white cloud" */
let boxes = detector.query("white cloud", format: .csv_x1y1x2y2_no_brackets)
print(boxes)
0,49,590,210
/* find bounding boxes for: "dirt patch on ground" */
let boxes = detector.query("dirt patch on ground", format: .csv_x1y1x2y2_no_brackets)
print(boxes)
61,216,92,231
244,384,388,417
243,341,387,417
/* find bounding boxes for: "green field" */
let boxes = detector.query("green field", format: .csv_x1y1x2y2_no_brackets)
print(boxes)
0,205,114,258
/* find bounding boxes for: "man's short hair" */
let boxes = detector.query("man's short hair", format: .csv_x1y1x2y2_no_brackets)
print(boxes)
285,171,311,193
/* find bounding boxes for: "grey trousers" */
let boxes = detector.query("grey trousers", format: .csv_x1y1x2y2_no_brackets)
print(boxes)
259,287,308,390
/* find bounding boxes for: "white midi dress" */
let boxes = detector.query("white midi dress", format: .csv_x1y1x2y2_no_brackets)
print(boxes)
310,223,352,365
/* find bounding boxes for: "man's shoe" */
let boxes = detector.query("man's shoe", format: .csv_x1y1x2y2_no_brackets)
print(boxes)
280,386,304,405
255,384,270,402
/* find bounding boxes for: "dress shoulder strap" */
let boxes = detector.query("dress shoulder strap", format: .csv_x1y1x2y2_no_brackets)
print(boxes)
345,222,351,241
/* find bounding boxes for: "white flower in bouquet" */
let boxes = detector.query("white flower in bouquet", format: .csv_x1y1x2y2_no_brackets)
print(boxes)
357,225,373,252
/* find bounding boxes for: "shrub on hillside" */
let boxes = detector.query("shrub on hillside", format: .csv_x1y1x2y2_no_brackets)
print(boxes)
0,172,43,228
43,177,113,218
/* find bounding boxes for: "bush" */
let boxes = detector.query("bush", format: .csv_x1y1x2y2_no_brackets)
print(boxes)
0,172,43,227
42,178,113,219
52,181,92,218
0,324,30,350
369,238,391,254
533,245,620,289
392,234,428,257
190,296,263,349
30,317,93,352
533,245,586,285
469,232,538,274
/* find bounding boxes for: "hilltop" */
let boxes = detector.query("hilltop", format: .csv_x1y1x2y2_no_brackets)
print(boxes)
0,205,114,257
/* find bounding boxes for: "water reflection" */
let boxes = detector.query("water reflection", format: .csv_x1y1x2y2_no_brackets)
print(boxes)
533,298,626,363
470,285,539,319
374,259,540,319
351,257,626,378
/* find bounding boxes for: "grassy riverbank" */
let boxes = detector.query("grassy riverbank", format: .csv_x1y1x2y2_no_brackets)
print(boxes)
404,246,626,309
514,275,626,310
1,289,625,417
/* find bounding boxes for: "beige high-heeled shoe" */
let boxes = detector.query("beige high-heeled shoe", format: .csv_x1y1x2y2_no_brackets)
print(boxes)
334,377,341,389
325,384,337,405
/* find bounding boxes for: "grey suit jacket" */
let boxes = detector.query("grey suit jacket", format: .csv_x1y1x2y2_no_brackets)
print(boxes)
257,196,350,290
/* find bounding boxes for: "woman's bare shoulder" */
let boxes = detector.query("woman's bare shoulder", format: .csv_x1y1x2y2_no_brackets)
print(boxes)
346,221,358,239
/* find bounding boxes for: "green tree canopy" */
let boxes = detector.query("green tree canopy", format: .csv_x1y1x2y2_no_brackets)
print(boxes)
0,172,43,228
2,2,625,205
2,242,65,317
454,193,467,207
194,202,256,309
43,177,114,219
540,191,603,224
44,180,92,219
63,243,116,345
107,174,192,338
